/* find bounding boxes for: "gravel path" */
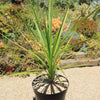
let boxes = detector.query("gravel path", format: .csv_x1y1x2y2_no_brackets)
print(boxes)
0,66,100,100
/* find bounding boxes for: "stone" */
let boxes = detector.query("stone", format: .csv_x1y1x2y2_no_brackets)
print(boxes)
60,57,100,68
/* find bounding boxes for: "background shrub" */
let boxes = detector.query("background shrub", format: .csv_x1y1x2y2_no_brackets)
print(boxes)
75,18,98,38
70,38,83,52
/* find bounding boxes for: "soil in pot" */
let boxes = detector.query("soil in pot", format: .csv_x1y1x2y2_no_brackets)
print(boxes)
32,74,69,100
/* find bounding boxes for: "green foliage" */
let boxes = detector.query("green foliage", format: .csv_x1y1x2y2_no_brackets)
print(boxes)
0,16,12,38
79,0,92,5
54,0,74,9
69,3,94,21
93,9,100,23
91,1,100,8
11,0,24,5
86,33,100,58
0,4,34,44
0,0,10,4
0,4,9,15
0,42,42,75
54,0,69,9
90,1,100,23
0,15,20,44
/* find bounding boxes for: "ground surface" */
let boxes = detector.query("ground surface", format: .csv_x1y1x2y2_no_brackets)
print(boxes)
0,66,100,100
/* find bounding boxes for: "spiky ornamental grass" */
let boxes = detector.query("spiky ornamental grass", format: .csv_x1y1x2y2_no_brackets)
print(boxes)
0,0,100,81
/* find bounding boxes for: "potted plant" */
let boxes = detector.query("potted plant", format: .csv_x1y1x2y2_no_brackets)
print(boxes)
1,0,100,100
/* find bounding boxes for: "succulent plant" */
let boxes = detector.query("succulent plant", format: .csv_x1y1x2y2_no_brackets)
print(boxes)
70,38,83,52
75,18,98,38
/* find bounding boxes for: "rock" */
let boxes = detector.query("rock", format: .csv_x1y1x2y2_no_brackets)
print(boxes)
76,52,86,59
60,57,100,68
61,52,86,59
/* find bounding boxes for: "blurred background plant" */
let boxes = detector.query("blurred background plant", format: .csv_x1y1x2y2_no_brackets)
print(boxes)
75,18,98,38
73,18,98,53
41,17,68,36
69,3,94,21
86,33,100,59
11,0,24,5
0,41,42,75
0,0,10,5
70,38,84,52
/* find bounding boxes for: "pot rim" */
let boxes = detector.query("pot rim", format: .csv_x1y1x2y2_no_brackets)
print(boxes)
32,74,69,96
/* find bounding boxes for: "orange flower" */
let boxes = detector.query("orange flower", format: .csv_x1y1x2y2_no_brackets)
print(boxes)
0,42,4,47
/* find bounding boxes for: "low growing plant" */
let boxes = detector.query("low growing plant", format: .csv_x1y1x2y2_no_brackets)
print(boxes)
41,17,68,36
70,38,83,52
75,18,98,38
